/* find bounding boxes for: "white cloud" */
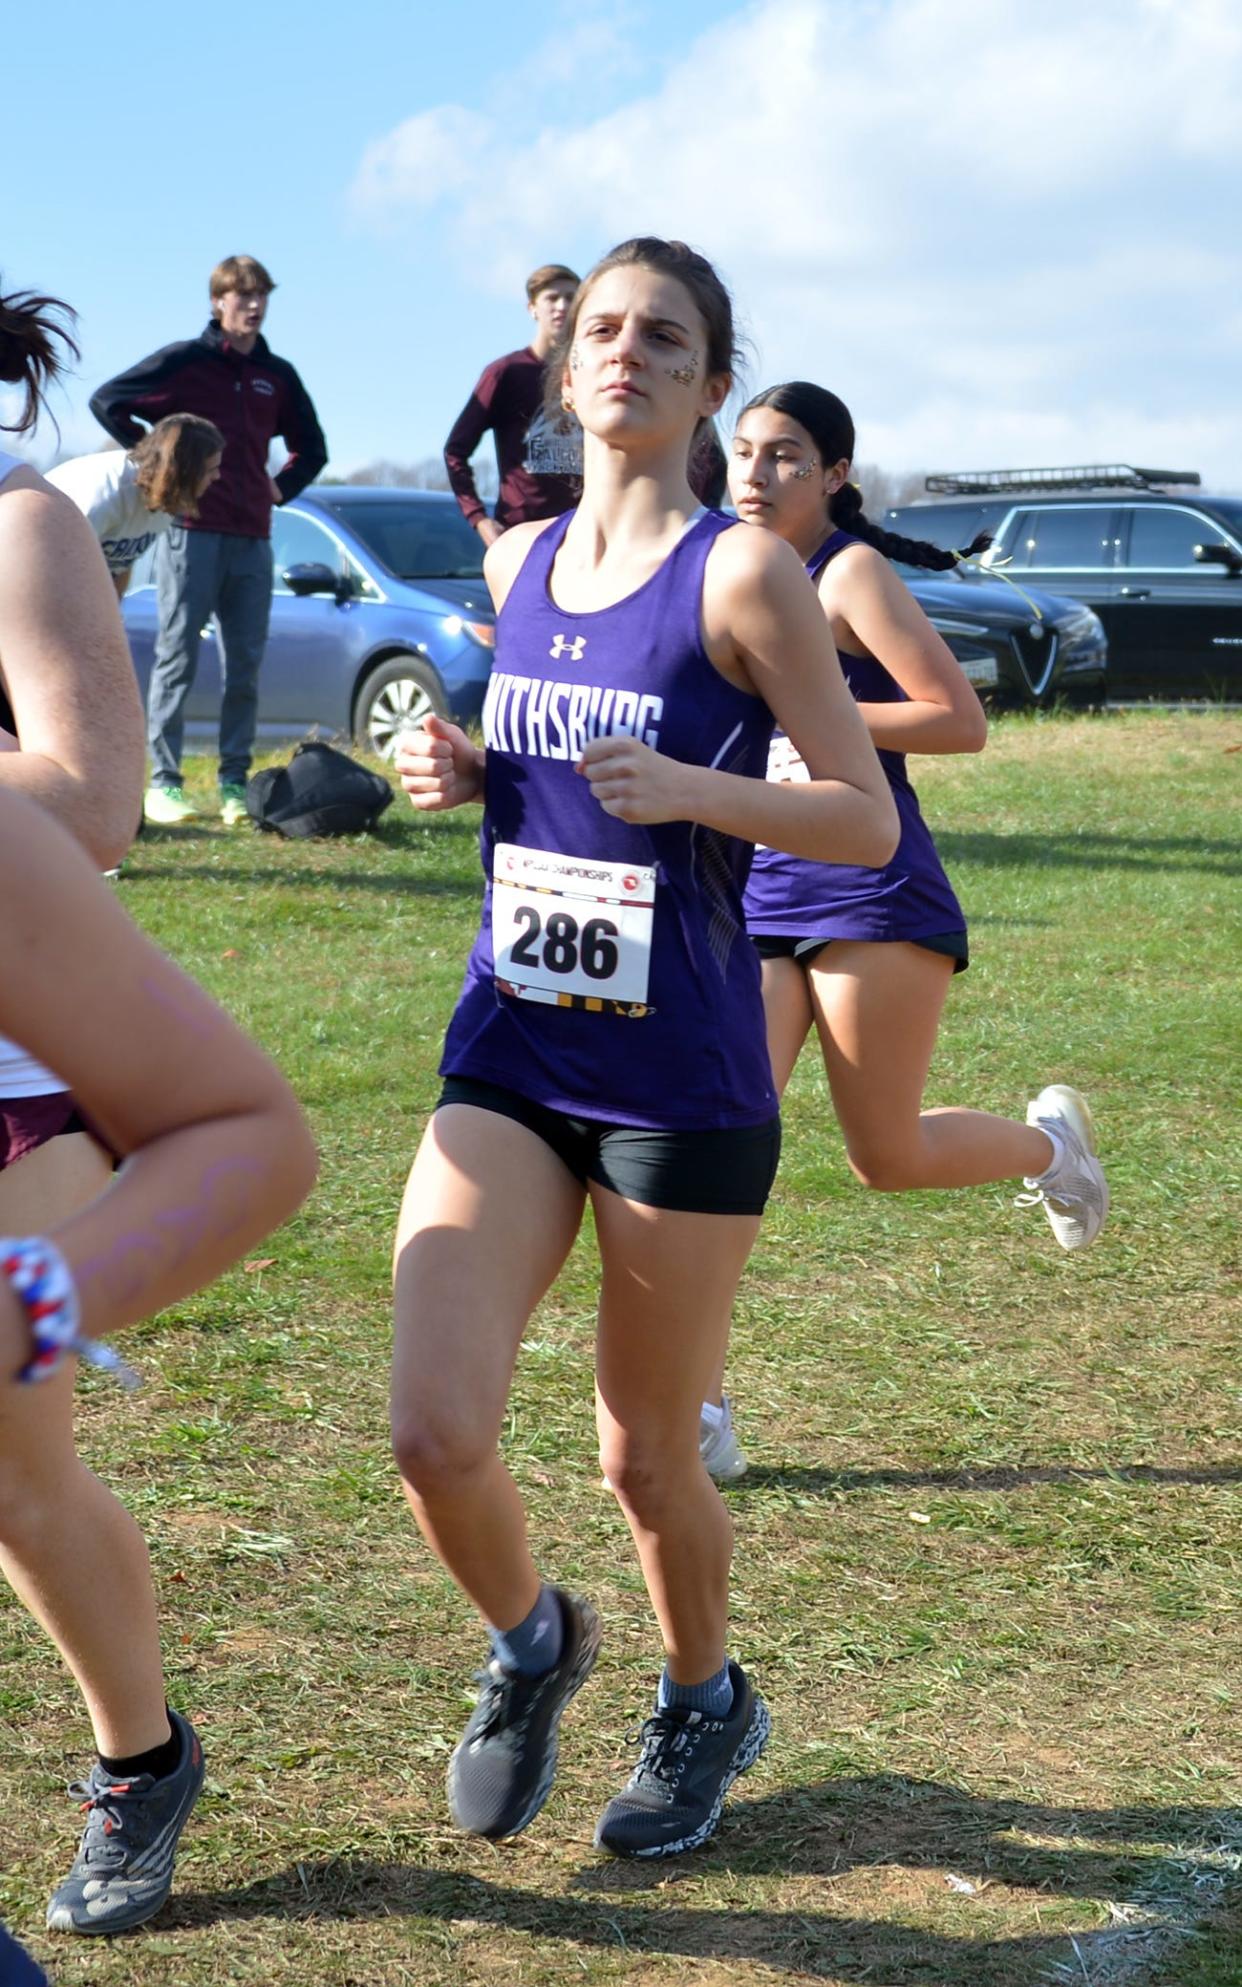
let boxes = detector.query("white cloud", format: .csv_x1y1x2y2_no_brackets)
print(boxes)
348,0,1242,482
350,107,494,226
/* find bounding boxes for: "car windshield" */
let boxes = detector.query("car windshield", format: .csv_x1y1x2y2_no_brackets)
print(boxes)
324,500,485,580
1206,497,1242,540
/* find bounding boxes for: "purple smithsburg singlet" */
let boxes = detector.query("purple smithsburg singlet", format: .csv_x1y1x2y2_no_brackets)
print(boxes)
743,528,966,951
440,508,778,1129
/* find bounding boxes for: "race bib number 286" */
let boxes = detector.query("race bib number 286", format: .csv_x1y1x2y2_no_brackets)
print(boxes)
492,843,656,1013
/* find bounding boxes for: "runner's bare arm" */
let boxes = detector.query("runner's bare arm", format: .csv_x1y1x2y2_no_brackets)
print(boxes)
394,518,565,812
481,516,558,614
823,543,987,754
0,790,317,1381
0,473,144,868
580,527,897,865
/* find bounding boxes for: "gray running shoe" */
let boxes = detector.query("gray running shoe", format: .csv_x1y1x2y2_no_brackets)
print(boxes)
1017,1084,1109,1250
448,1590,601,1840
594,1661,770,1857
46,1711,204,1935
699,1397,748,1482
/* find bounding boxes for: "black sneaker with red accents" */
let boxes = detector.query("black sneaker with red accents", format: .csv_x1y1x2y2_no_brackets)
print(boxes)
594,1662,770,1857
46,1710,205,1934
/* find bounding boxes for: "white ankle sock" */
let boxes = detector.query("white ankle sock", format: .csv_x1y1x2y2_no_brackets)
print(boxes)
1031,1124,1066,1185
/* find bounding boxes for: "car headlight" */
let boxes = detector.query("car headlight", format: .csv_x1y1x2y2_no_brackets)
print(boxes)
442,614,495,649
1060,607,1104,648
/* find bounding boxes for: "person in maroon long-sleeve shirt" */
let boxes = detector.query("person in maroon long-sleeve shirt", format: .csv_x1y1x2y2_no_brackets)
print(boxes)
92,255,327,826
444,264,581,548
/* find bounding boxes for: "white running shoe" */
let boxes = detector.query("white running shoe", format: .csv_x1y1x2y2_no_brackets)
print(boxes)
143,784,199,825
1017,1084,1109,1251
699,1397,748,1482
603,1400,748,1492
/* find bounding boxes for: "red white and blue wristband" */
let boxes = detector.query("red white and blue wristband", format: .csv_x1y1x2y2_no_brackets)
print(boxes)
1,1236,140,1390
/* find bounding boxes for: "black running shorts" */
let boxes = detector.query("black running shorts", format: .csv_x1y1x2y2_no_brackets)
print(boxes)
437,1076,781,1216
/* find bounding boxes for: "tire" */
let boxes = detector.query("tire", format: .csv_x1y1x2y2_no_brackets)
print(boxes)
353,656,447,761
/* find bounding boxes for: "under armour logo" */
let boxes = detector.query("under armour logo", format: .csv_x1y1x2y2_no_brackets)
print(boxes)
549,633,587,661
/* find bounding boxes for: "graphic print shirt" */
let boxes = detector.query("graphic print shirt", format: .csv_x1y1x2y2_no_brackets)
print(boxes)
47,451,171,573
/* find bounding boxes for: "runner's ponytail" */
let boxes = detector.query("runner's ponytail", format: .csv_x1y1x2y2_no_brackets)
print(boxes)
0,284,79,437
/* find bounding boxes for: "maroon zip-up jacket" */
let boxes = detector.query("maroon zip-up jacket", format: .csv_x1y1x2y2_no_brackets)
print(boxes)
90,322,327,539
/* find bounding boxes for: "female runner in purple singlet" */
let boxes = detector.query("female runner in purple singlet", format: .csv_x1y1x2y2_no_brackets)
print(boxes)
391,243,898,1859
697,383,1109,1480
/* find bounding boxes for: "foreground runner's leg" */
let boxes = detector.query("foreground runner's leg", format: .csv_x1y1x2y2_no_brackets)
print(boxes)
392,1103,598,1840
0,1134,204,1934
593,1191,770,1855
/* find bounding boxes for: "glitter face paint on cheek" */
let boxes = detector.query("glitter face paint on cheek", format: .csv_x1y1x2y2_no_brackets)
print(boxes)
667,349,700,387
791,462,817,481
569,346,582,371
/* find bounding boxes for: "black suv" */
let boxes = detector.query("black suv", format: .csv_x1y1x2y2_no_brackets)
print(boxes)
886,466,1242,701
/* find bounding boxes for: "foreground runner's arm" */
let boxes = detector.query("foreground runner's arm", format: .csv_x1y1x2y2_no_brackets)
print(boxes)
0,790,318,1381
580,527,898,866
396,714,486,811
0,467,144,868
393,518,556,811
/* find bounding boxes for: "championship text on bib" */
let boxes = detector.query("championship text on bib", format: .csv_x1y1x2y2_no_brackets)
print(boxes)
492,844,657,1016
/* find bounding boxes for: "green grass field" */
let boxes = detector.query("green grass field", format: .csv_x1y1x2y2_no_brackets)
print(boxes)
2,711,1239,1987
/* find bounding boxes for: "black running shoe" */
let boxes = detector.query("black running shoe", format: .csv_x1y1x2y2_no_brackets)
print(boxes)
46,1710,205,1934
448,1589,602,1839
594,1661,770,1857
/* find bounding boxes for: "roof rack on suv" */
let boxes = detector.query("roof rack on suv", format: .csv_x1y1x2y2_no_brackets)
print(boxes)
923,465,1201,496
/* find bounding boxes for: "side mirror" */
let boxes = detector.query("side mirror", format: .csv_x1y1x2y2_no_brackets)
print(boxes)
1193,542,1242,575
283,561,347,598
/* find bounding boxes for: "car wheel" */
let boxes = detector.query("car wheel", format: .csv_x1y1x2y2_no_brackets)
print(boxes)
353,656,446,761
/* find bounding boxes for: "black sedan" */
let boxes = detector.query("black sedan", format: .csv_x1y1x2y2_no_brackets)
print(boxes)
900,567,1107,709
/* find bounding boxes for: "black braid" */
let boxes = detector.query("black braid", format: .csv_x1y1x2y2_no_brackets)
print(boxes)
740,380,990,568
830,483,991,569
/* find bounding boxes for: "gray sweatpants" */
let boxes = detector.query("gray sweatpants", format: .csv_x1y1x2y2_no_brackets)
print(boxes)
149,526,274,788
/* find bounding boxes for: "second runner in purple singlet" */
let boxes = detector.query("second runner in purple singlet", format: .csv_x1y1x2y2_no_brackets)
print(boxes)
696,383,1111,1481
390,243,898,1860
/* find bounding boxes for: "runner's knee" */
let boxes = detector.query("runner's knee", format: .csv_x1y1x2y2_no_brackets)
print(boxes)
843,1132,923,1192
391,1398,499,1495
0,1442,81,1552
599,1425,698,1515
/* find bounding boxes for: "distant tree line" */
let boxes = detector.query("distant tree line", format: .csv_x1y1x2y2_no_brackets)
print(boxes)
322,455,926,511
319,456,498,501
854,463,929,514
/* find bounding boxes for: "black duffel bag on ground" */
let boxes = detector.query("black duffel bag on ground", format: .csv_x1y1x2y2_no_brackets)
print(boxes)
246,741,394,839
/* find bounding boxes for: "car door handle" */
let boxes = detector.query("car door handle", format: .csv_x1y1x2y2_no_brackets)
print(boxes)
1118,587,1151,599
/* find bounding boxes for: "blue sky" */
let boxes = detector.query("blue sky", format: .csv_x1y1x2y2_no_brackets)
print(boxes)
8,0,1240,491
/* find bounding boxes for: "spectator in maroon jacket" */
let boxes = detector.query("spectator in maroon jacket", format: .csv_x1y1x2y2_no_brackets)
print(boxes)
90,256,328,827
444,264,581,549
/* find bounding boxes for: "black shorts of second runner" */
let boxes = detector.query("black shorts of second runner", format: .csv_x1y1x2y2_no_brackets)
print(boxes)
437,1077,781,1216
752,930,970,974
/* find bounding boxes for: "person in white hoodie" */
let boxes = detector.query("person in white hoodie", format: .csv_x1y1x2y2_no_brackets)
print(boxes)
48,414,223,597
